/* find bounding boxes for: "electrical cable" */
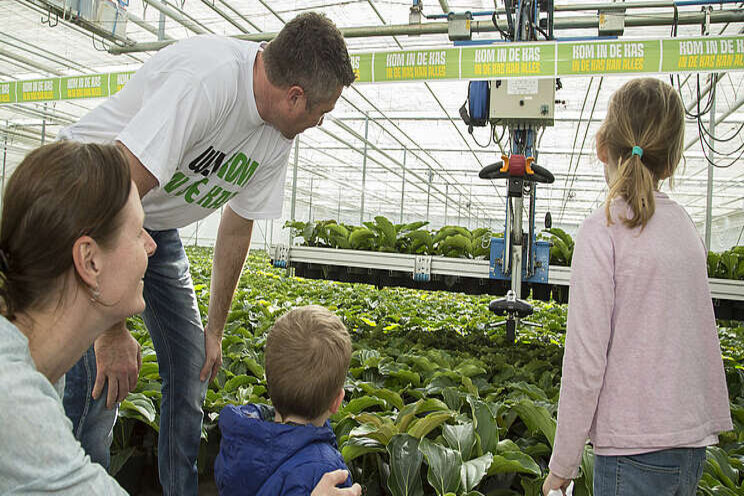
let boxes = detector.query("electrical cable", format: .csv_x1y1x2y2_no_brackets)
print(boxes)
470,125,493,148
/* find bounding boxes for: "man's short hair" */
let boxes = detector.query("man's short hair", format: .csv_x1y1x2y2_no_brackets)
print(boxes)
265,305,352,420
263,12,356,108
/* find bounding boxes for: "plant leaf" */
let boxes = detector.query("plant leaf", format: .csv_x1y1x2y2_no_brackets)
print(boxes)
407,411,454,439
468,397,500,456
461,453,494,492
386,434,425,496
419,438,462,496
442,423,477,461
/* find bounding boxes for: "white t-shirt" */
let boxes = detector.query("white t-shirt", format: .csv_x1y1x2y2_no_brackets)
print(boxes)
58,36,293,230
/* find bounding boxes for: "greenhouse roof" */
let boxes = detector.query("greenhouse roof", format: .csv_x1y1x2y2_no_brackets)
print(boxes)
1,0,743,248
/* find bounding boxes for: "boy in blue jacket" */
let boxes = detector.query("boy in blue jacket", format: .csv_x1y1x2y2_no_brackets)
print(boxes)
215,305,353,495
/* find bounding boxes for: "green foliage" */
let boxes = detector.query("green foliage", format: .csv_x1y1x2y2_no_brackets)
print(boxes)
541,228,575,267
115,247,744,494
284,217,495,259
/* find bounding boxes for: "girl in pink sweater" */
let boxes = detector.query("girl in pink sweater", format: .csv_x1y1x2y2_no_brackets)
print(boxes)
543,78,732,496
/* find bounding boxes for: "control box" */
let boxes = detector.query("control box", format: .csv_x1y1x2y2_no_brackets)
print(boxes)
489,78,555,127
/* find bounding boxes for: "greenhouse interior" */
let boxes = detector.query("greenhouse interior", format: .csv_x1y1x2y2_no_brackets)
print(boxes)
0,0,743,495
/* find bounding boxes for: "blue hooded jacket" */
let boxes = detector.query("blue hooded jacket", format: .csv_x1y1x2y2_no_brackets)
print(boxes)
214,403,352,496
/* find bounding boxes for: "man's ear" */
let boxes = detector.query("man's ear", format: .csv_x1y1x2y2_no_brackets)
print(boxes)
286,85,305,110
329,388,345,414
71,235,101,289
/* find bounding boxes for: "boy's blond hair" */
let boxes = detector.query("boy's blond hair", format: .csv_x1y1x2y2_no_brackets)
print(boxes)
265,305,352,420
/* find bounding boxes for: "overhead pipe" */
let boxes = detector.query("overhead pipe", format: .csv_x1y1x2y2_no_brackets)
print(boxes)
128,10,174,40
109,9,744,53
140,0,207,35
0,48,63,76
685,93,744,152
215,0,263,33
0,34,92,72
199,0,249,33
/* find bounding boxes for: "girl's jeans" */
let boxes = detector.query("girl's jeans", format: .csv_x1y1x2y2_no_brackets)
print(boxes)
594,447,707,496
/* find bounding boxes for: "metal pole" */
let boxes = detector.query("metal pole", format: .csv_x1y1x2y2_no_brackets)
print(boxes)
444,183,449,225
141,0,207,34
2,127,7,209
399,148,406,223
110,10,744,53
467,187,472,229
360,114,369,225
290,138,299,221
309,177,314,221
704,77,716,250
425,170,433,222
458,194,462,225
194,221,199,246
158,0,166,40
40,103,46,145
337,188,342,220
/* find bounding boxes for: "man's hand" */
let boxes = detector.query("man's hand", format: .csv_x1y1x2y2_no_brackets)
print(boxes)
92,322,142,409
200,326,223,383
311,470,361,496
542,472,571,496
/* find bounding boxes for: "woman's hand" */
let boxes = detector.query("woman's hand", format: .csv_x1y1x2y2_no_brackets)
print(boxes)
312,470,362,496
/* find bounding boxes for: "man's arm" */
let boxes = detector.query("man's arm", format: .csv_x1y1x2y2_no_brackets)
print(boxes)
116,141,158,198
91,142,158,407
200,205,254,383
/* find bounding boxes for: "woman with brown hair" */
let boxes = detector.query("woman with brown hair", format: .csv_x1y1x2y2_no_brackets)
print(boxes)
0,141,156,493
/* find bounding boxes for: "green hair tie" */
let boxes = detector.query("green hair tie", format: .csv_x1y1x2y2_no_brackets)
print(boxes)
631,145,643,158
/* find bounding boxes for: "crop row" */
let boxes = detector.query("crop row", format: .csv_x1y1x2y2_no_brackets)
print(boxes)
113,248,744,495
286,217,744,282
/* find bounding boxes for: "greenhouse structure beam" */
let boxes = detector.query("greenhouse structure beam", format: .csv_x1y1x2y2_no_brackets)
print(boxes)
344,86,493,215
400,148,406,224
290,138,299,221
127,10,174,40
360,114,369,224
140,0,208,35
0,34,92,73
256,0,286,24
357,0,494,215
198,0,249,34
0,48,62,76
685,93,744,153
15,0,145,64
162,0,216,33
325,116,476,215
705,81,717,249
215,0,262,33
109,9,744,53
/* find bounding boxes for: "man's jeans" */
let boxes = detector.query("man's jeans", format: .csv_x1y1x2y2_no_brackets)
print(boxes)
594,447,706,496
64,229,208,496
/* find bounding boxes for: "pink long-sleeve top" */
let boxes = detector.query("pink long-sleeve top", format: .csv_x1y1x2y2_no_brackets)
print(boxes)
548,191,733,479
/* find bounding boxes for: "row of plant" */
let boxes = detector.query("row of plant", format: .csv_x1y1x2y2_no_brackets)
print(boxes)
283,217,573,265
285,217,744,282
114,247,744,494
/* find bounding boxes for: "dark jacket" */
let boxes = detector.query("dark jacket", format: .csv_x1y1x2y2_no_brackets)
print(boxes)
214,403,352,495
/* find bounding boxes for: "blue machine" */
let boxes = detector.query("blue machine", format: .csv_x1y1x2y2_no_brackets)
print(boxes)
489,237,550,283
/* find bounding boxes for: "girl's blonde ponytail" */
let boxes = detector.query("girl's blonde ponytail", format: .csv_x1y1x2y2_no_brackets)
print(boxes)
605,153,657,229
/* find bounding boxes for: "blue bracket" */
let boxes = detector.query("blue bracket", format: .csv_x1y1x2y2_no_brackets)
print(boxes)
489,237,550,283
